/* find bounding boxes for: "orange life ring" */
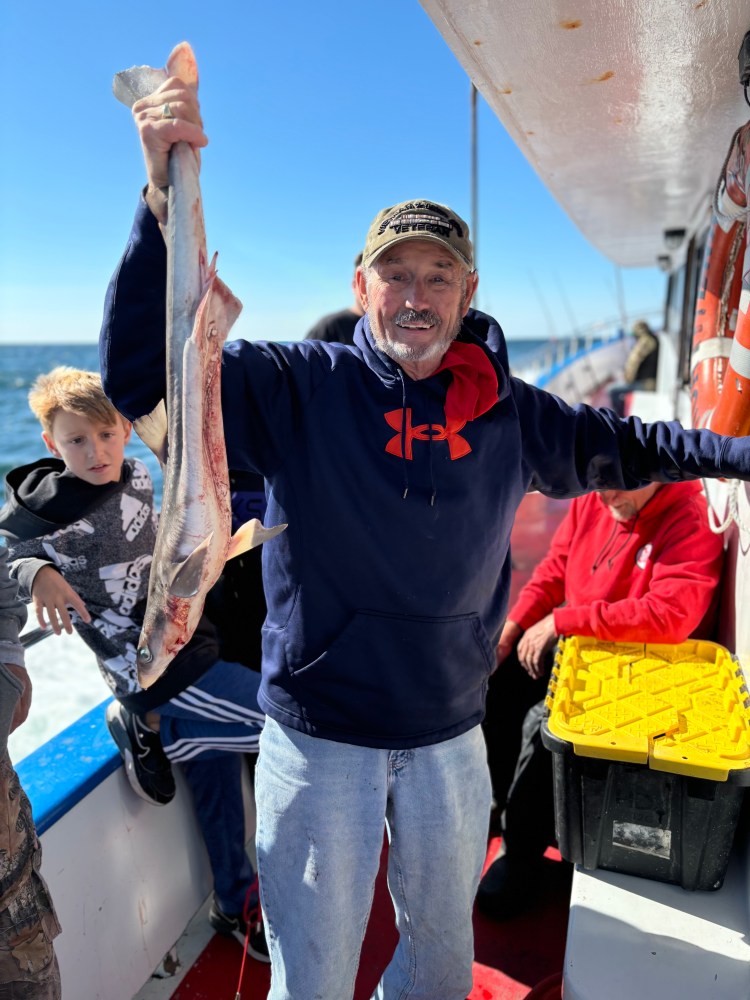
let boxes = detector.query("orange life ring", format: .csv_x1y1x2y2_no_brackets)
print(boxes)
690,219,743,429
709,245,750,436
691,123,750,435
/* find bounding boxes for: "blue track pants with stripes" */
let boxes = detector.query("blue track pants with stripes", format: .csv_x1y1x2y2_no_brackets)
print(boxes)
156,659,265,915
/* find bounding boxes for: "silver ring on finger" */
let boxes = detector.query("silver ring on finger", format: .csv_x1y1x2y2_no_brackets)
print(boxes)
161,103,174,119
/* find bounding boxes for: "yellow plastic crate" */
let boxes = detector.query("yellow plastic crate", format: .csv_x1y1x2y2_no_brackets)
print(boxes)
545,637,750,782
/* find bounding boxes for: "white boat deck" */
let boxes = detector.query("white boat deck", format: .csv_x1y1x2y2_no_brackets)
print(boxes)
133,895,216,1000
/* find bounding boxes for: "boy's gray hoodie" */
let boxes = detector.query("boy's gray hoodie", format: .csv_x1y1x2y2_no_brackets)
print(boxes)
0,456,218,712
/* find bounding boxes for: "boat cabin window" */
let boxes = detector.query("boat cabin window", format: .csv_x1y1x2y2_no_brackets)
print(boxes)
668,232,705,388
665,265,686,338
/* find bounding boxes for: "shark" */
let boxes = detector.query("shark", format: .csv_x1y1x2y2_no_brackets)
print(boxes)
113,42,285,687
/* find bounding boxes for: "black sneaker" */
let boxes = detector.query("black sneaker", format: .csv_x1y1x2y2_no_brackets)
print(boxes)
208,898,270,963
105,701,176,806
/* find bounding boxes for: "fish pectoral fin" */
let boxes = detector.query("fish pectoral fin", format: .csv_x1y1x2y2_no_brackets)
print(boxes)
134,402,169,467
170,535,213,598
226,520,288,560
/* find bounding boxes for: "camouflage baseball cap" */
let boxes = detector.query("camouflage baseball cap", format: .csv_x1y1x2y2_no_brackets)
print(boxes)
361,199,474,269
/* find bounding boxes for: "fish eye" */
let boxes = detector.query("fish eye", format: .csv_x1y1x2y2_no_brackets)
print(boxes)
138,646,153,663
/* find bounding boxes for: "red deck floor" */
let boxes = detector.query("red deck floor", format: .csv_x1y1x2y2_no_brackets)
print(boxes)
171,492,573,1000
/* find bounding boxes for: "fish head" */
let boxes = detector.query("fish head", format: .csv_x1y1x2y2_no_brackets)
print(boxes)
136,587,195,687
136,528,221,687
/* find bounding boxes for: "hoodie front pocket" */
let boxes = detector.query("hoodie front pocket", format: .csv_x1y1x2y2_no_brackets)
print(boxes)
289,609,494,741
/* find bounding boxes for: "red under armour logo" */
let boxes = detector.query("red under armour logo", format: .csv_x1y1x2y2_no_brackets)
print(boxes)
384,408,471,460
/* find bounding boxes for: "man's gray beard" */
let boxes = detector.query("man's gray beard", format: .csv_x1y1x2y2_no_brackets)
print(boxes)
609,505,638,522
370,314,462,366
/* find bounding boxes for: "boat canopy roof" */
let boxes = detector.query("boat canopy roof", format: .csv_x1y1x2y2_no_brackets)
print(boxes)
419,0,750,267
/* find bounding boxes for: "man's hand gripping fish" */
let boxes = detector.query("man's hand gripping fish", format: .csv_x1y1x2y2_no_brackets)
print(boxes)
113,42,285,687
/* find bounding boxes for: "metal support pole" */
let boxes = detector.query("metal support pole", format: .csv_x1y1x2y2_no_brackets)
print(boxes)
470,83,478,272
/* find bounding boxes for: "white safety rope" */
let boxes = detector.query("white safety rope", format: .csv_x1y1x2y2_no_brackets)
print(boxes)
703,478,750,535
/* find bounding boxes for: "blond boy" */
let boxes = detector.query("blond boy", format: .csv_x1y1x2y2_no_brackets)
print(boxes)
0,368,268,960
1,366,175,801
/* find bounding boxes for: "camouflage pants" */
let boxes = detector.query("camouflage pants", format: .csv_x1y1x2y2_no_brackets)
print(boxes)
0,955,60,1000
0,752,61,998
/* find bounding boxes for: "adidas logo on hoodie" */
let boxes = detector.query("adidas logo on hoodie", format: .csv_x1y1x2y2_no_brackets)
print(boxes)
99,553,152,617
121,493,152,542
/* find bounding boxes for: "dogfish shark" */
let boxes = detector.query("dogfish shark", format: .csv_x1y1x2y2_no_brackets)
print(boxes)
113,42,286,687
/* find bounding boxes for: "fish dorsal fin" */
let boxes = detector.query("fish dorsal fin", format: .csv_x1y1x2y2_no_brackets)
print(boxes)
171,533,213,598
134,401,169,468
226,520,288,561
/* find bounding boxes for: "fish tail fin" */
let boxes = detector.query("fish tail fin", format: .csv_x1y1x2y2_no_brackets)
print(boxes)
166,42,199,88
113,41,198,108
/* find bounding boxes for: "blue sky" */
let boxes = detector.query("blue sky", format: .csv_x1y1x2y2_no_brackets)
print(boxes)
0,0,664,345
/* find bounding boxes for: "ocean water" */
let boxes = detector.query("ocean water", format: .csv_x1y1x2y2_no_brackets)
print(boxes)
1,337,550,762
0,340,556,479
0,339,553,491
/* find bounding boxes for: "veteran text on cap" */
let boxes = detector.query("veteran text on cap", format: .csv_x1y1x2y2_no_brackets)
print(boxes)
362,200,474,269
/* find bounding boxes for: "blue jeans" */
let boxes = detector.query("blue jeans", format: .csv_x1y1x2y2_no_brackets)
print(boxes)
255,718,492,1000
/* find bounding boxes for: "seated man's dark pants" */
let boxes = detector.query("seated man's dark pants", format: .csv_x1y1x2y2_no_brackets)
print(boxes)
482,649,549,820
478,689,559,920
502,699,557,861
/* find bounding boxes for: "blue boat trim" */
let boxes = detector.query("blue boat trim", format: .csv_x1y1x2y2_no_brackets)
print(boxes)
17,697,121,836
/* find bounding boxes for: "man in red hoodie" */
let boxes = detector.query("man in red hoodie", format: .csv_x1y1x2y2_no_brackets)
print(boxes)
478,479,725,919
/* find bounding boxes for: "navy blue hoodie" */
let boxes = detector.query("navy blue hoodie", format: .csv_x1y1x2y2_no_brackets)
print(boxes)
99,198,750,749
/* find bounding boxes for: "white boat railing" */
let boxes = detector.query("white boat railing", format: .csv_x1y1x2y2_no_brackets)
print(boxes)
13,615,253,1000
510,309,663,383
20,625,51,649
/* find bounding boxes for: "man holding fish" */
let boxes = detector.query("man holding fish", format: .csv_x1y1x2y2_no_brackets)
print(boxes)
101,44,750,1000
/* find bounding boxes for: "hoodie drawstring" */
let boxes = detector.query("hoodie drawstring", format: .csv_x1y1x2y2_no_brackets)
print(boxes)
427,406,437,507
397,371,438,506
590,513,639,573
398,371,410,500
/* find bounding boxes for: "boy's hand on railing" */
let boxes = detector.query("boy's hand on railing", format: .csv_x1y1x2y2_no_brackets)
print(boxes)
31,566,91,635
